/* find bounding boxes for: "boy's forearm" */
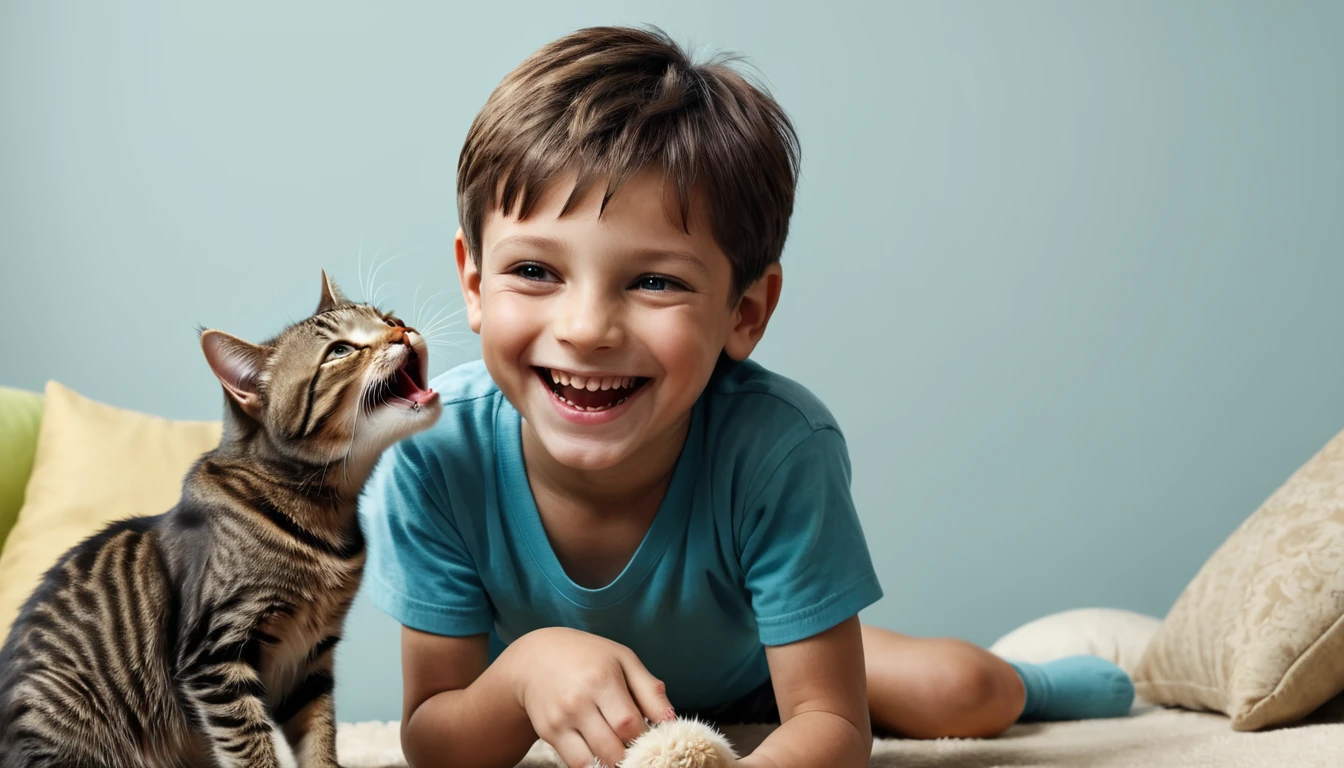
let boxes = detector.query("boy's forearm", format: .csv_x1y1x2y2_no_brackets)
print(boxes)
737,709,871,768
402,662,538,768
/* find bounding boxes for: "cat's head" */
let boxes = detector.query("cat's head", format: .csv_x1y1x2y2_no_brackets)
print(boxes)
198,270,442,476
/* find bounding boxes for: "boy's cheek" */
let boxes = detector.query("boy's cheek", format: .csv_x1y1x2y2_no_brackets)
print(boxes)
636,312,727,369
478,294,540,344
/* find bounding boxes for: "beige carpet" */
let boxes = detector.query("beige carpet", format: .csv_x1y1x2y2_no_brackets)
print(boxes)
326,702,1344,768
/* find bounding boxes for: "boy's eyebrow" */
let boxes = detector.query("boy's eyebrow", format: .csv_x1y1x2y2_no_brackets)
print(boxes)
631,248,710,278
492,234,564,254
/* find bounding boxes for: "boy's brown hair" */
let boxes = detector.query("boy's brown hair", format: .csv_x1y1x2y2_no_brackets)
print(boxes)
456,25,800,299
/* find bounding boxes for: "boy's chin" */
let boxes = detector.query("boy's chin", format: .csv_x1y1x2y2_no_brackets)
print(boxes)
534,432,637,472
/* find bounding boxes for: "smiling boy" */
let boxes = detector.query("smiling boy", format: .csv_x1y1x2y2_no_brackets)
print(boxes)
363,26,1133,768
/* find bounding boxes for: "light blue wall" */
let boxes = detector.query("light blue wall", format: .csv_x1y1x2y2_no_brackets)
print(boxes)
3,1,1342,723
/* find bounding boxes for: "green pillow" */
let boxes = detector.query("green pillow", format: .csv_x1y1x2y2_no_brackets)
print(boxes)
0,387,43,550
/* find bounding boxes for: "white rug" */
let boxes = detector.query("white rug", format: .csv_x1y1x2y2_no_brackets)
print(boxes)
324,703,1344,768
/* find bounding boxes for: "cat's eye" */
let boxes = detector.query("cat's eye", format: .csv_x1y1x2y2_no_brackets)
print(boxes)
325,343,355,361
385,317,405,328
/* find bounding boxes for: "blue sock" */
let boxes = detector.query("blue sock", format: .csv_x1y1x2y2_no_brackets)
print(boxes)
1008,656,1135,722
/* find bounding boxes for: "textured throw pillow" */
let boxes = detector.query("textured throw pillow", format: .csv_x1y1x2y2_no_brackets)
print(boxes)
0,387,44,550
0,381,221,640
1133,427,1344,731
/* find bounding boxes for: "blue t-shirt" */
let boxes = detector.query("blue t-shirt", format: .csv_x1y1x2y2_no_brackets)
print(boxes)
361,358,883,710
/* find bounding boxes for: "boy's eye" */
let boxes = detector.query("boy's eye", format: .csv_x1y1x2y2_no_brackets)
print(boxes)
633,275,683,292
513,263,556,282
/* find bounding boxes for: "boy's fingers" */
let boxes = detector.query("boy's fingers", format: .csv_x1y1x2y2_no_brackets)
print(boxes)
579,708,629,768
596,687,650,744
551,729,599,768
619,654,676,724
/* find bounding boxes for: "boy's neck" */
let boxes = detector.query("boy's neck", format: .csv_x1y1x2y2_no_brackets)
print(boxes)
520,413,692,513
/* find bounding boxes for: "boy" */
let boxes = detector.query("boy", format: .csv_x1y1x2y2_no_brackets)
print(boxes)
363,26,1134,768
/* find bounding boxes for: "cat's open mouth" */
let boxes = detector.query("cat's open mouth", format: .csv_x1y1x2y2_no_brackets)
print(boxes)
375,347,436,410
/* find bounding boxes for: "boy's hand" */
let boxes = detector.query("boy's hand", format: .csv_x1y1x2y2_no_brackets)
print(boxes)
500,627,675,768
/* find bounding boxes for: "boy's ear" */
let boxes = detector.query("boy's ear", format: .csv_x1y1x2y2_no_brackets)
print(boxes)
455,228,483,334
724,263,783,361
200,330,268,420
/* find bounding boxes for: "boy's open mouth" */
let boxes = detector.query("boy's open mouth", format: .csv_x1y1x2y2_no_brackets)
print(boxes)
534,367,649,412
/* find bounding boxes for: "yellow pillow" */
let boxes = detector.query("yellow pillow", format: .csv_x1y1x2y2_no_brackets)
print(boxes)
0,381,221,640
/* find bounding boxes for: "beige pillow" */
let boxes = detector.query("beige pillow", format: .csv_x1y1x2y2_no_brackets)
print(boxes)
0,381,221,640
1133,427,1344,731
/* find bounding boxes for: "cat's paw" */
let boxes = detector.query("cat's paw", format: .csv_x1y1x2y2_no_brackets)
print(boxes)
620,717,737,768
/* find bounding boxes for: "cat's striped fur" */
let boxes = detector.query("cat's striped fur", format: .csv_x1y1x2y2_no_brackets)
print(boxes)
0,272,442,768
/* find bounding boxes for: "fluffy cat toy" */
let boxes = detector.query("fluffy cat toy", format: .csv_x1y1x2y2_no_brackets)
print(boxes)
620,717,737,768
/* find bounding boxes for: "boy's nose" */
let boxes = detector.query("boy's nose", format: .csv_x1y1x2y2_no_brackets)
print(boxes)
553,290,623,353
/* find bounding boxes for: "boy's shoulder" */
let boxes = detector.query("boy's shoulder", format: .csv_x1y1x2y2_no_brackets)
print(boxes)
706,357,842,436
703,359,855,526
709,357,833,430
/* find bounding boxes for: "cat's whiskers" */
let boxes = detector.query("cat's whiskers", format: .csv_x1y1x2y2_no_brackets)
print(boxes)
367,247,421,308
342,378,384,488
411,290,455,331
372,282,400,311
420,333,476,348
409,281,426,328
296,463,327,495
311,433,340,497
418,309,467,339
416,304,465,338
356,234,367,307
361,245,386,304
419,328,469,345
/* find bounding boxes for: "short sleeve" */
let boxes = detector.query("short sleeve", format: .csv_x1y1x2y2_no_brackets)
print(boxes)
737,427,883,646
361,439,494,637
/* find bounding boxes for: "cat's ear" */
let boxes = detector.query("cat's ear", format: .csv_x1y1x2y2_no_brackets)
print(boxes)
316,269,350,314
200,330,267,420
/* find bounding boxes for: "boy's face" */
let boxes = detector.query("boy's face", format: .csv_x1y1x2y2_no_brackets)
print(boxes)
456,167,780,472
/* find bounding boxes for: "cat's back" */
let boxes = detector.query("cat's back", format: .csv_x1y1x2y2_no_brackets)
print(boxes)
0,513,189,764
0,513,170,668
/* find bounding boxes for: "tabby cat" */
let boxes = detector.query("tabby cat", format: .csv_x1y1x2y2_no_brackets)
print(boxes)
0,271,442,767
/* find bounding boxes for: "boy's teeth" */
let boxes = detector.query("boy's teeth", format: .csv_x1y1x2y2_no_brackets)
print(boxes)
547,369,644,391
554,393,632,411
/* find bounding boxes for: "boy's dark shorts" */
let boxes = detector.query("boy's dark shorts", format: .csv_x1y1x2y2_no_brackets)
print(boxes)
683,681,897,737
683,680,781,726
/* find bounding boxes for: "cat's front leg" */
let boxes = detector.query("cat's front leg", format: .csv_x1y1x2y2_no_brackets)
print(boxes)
278,660,339,767
184,658,281,767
